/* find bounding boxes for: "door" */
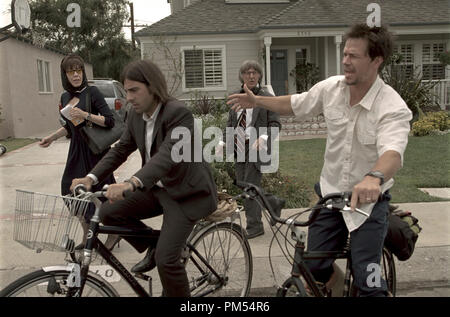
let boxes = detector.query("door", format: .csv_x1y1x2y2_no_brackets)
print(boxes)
270,50,288,96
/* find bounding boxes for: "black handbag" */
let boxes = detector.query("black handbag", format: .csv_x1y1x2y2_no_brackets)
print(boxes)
80,87,125,155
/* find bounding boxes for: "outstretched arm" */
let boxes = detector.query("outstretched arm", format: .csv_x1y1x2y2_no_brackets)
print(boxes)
227,84,294,116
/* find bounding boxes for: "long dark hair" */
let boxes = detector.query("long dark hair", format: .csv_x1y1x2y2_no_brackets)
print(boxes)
120,59,171,104
60,54,88,94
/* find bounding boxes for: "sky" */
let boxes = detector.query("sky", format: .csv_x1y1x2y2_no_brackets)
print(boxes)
0,0,171,38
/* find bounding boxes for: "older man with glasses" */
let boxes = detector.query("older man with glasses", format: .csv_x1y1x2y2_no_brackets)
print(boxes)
219,60,281,239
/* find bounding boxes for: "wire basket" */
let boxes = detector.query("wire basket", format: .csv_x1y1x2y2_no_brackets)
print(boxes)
13,190,91,253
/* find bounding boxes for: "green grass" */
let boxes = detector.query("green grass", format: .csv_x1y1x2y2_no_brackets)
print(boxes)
279,134,450,204
0,138,37,153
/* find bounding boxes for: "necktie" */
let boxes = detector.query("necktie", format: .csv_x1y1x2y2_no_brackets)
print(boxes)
234,110,247,155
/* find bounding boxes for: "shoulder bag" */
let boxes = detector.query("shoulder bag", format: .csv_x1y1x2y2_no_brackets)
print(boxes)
80,86,125,155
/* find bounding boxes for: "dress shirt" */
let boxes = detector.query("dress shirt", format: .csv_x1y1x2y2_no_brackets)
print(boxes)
291,75,412,231
141,103,163,188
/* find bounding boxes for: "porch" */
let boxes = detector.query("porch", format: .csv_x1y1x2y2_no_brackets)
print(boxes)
424,78,450,110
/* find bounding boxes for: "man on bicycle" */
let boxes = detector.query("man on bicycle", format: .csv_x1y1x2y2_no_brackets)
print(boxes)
227,24,412,296
71,60,217,297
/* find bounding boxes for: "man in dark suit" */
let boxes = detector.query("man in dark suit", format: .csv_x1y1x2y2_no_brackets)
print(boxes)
219,60,281,239
70,60,217,297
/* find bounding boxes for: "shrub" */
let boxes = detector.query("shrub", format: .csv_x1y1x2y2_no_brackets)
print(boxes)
261,171,310,208
289,62,320,93
188,91,229,117
411,111,450,136
381,54,441,119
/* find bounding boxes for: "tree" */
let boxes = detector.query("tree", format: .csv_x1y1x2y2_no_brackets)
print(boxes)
28,0,139,80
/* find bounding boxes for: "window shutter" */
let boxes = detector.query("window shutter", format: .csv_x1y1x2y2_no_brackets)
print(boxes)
184,50,204,88
204,49,223,87
422,43,445,80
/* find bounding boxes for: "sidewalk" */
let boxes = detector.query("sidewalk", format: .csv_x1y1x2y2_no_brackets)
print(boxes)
0,138,449,296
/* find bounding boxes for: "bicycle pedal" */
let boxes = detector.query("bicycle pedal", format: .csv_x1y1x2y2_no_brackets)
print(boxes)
134,273,150,281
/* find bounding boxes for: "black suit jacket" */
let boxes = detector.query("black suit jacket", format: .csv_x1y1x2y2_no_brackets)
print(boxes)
225,86,281,168
91,99,217,221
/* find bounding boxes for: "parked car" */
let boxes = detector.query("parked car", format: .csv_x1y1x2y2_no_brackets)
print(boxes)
88,79,129,122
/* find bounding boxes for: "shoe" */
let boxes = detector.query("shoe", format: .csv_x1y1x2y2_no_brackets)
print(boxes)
104,234,121,251
246,227,264,239
131,247,156,273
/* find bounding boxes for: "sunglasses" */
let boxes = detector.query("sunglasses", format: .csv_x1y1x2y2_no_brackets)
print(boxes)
66,68,83,76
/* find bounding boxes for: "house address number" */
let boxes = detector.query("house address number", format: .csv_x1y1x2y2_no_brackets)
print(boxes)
297,31,311,37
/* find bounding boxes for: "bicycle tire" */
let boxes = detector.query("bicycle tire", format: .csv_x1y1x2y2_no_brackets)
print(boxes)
184,222,252,297
277,277,307,297
382,247,396,296
0,269,119,297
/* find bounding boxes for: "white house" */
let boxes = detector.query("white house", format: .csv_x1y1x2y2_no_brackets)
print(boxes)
137,0,449,109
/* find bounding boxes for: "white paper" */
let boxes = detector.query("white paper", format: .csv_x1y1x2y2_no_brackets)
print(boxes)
60,103,83,126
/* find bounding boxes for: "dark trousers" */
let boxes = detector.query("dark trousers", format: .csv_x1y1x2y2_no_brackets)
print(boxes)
304,189,390,297
235,160,263,231
99,187,196,297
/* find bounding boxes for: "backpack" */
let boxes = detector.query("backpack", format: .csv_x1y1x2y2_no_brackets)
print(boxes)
384,205,422,261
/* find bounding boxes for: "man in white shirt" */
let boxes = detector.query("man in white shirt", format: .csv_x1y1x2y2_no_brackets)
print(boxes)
227,24,412,296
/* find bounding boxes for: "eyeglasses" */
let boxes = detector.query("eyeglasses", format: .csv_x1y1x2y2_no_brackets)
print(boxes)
243,71,259,77
66,68,82,76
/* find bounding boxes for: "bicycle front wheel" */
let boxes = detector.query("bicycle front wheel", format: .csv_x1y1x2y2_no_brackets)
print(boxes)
0,269,119,297
184,222,252,297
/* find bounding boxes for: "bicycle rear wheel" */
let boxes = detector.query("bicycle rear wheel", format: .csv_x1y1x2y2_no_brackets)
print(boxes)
184,222,252,297
0,269,119,297
382,247,396,296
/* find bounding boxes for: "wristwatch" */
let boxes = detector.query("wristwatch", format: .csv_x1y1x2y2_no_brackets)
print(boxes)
365,171,385,185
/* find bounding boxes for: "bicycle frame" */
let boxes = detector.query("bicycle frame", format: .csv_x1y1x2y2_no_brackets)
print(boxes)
75,221,227,297
288,236,352,297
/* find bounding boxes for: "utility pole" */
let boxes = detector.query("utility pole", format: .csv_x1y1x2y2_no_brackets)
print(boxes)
129,1,135,50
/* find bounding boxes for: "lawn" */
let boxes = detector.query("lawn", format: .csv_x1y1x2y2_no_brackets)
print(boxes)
278,133,450,204
0,138,37,153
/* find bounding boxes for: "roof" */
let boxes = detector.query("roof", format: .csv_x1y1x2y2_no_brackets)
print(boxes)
263,0,450,29
137,0,450,37
136,0,293,36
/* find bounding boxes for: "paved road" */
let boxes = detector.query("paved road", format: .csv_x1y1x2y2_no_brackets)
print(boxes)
0,137,449,297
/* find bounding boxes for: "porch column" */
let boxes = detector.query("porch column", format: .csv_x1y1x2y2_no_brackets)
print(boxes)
335,35,342,75
264,36,272,87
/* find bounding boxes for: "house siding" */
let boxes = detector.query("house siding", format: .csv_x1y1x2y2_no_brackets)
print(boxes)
141,34,262,100
0,38,93,139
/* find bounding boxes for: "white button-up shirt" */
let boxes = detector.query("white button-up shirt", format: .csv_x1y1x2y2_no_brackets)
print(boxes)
142,103,164,188
291,75,412,231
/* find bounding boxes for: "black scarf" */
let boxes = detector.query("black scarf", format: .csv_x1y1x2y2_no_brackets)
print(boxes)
60,55,88,94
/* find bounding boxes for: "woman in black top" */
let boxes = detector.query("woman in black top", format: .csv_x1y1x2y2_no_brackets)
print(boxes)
39,54,119,249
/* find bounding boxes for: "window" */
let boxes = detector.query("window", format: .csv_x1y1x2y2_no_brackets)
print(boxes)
182,46,226,90
422,43,446,80
393,44,414,78
295,48,308,66
37,59,51,93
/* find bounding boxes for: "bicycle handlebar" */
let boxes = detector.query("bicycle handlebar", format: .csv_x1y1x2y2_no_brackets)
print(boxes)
234,180,354,227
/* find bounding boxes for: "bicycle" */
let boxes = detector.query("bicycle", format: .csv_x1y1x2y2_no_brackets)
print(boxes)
0,187,252,297
234,181,396,297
